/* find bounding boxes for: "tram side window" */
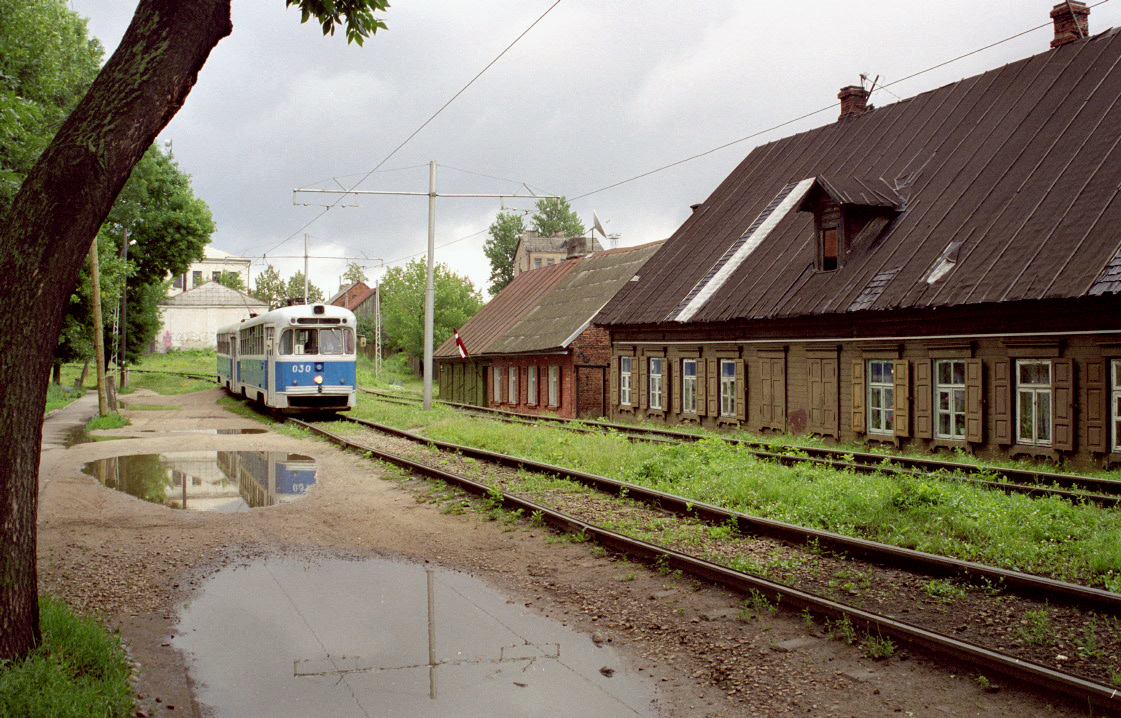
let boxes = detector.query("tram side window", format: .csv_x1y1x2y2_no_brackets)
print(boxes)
279,329,293,355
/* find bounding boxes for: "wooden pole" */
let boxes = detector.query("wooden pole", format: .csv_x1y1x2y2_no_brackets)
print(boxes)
87,240,109,416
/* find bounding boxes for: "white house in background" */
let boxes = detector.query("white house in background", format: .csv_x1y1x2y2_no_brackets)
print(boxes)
156,281,267,352
168,246,251,297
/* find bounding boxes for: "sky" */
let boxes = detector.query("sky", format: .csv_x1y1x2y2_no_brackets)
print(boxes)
70,0,1121,299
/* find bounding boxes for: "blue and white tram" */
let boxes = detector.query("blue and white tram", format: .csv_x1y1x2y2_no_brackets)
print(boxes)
217,303,358,413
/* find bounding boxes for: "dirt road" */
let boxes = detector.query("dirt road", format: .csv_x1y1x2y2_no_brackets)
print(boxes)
36,389,1088,717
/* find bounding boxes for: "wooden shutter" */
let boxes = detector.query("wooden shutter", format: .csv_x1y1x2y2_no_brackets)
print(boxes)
1052,358,1075,452
672,359,682,414
851,360,866,434
735,359,746,422
893,360,910,438
696,358,707,417
772,357,787,429
1083,359,1108,452
992,360,1012,445
807,358,823,433
706,358,718,417
914,360,933,439
609,356,619,409
823,357,839,437
759,357,773,425
638,357,648,411
965,359,983,443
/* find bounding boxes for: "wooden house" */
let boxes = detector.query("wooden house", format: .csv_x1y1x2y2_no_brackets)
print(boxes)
436,242,661,418
595,3,1121,466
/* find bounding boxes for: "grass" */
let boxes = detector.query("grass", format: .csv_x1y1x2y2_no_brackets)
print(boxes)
357,352,424,394
0,596,134,718
351,396,1121,590
44,383,86,413
86,413,129,431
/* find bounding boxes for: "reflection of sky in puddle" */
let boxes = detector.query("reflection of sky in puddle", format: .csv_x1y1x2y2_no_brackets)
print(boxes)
81,452,315,512
175,557,655,718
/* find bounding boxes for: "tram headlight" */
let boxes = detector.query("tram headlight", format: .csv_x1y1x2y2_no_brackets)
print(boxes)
314,375,323,385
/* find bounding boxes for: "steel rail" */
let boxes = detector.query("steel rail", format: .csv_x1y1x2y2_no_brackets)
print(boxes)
359,388,1121,506
290,416,1121,716
329,414,1121,614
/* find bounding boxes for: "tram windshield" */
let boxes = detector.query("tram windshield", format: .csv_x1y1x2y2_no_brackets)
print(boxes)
280,327,354,356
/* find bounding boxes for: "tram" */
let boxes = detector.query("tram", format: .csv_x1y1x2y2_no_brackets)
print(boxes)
217,303,358,413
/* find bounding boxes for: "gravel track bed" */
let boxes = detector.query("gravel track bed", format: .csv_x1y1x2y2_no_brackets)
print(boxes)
329,420,1121,688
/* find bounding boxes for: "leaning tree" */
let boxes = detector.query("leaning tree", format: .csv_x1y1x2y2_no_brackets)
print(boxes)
0,0,389,661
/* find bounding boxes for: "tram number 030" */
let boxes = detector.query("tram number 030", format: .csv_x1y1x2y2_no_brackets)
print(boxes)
291,364,314,374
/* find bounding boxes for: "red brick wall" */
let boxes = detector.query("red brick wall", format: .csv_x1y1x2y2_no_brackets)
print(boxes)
488,354,576,418
571,325,611,366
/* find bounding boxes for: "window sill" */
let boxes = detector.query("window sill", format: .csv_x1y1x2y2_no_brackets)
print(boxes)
1009,445,1059,461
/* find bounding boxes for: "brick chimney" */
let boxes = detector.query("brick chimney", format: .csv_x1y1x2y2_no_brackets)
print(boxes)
1051,1,1089,48
838,85,870,120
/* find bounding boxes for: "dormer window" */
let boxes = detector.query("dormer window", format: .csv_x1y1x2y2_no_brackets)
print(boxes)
798,176,902,273
822,227,839,271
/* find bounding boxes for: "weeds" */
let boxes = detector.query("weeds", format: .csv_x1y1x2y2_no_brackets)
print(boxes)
862,633,896,660
922,579,967,603
825,614,857,645
1017,605,1054,647
801,607,815,631
86,413,129,431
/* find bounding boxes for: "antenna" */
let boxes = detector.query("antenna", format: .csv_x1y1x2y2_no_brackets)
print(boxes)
592,210,607,239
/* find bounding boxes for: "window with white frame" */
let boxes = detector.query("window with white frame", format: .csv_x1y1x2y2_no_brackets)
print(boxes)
935,360,966,440
548,365,559,406
493,366,503,403
681,359,697,414
1017,359,1052,446
619,357,632,406
527,366,537,406
649,358,664,410
1113,359,1121,452
509,367,518,405
867,360,895,434
720,360,737,417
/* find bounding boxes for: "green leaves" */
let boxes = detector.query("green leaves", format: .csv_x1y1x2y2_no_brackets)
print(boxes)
380,258,483,358
483,211,525,295
285,0,391,45
530,196,585,238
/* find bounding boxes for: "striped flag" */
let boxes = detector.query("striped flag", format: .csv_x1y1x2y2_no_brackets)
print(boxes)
454,329,469,359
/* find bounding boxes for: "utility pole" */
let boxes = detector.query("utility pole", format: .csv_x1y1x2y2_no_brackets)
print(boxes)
119,227,131,389
294,163,558,410
87,241,109,416
304,233,310,304
374,277,383,378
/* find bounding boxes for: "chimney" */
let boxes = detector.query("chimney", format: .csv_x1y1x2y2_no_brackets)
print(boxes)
565,236,591,259
838,85,870,120
1051,1,1089,48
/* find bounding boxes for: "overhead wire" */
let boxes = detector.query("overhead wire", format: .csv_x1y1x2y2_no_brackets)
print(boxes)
261,0,564,258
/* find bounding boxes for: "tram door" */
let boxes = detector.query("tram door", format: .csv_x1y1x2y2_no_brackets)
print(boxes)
265,327,275,399
231,336,239,385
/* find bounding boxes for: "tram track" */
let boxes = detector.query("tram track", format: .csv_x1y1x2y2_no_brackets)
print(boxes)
359,387,1121,507
289,411,1121,714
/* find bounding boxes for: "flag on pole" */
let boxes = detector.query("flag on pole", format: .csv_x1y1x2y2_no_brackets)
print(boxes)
454,329,469,359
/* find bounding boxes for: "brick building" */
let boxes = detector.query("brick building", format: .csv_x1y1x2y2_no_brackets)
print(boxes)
436,242,661,418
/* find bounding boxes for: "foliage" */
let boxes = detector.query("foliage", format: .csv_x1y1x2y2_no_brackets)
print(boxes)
0,595,133,718
379,258,483,359
251,264,287,309
530,196,584,238
483,211,525,295
215,271,245,291
286,0,390,45
285,271,325,304
0,0,102,218
343,262,368,286
43,383,84,414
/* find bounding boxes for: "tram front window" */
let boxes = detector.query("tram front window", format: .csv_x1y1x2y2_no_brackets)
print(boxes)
319,328,350,355
293,328,318,355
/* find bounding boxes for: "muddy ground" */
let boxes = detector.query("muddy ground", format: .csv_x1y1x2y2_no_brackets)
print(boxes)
36,388,1097,717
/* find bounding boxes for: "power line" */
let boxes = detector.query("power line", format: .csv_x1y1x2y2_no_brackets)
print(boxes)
571,3,1112,202
262,0,564,258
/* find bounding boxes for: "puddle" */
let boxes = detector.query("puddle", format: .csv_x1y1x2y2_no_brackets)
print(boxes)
175,557,655,718
138,428,269,435
81,452,316,511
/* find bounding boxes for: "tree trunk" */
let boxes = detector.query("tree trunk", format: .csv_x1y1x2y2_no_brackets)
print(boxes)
76,358,90,388
51,363,61,385
0,0,231,662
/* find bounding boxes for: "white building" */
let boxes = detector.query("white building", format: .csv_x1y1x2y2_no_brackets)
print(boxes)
168,246,251,297
156,281,267,352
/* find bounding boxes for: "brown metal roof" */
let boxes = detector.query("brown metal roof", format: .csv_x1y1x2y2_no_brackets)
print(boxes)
436,243,661,358
434,260,577,358
597,28,1121,327
488,241,664,354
